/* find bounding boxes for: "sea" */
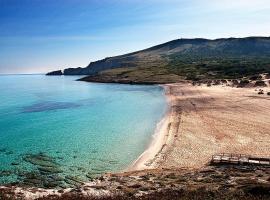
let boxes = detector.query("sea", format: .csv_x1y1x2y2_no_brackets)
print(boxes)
0,75,167,188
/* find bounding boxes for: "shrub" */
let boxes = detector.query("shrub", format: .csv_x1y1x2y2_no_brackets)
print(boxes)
249,75,262,80
238,80,250,88
258,90,264,95
232,80,239,85
186,74,200,81
254,81,267,87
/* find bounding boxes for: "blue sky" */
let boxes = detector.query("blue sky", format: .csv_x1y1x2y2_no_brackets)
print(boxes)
0,0,270,74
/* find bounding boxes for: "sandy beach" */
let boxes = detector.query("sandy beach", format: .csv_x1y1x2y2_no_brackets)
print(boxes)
130,83,270,170
2,82,270,199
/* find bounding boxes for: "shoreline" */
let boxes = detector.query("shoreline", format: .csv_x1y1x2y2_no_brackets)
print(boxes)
128,84,174,171
1,82,270,199
0,84,176,199
129,82,270,171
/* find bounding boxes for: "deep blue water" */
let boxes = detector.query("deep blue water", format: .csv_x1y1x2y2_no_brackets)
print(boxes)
0,75,167,187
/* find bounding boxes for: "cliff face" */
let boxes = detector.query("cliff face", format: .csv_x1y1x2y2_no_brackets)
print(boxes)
47,37,270,81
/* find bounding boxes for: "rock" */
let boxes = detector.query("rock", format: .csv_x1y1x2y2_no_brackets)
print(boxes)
23,178,43,185
46,70,63,75
37,166,63,174
23,153,59,168
11,162,19,166
43,181,60,188
65,176,84,184
0,170,12,177
128,183,142,189
64,178,81,187
0,148,7,153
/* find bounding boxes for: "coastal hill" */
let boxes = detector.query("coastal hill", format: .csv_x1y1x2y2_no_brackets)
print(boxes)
47,37,270,83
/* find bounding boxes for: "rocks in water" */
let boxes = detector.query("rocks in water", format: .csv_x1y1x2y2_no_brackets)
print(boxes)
23,153,59,168
19,170,65,189
64,176,85,188
86,171,102,180
3,152,114,189
11,162,19,166
38,166,63,174
43,181,58,188
5,150,13,155
46,70,63,75
0,148,7,153
65,176,84,184
91,167,107,172
0,148,13,155
108,160,118,165
77,167,86,172
18,153,66,188
22,101,80,113
23,178,43,185
0,170,12,177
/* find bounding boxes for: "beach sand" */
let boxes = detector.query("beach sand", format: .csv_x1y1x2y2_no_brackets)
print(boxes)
130,83,270,170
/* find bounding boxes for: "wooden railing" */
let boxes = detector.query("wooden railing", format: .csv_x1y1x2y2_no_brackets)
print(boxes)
211,153,270,166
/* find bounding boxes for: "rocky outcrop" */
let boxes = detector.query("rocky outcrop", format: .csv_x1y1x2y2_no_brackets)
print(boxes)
46,70,63,75
63,56,136,75
1,164,269,199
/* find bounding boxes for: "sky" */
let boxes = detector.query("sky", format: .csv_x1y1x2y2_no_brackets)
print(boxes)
0,0,270,74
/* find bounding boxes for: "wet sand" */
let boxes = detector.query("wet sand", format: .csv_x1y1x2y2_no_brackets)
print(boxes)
131,83,270,170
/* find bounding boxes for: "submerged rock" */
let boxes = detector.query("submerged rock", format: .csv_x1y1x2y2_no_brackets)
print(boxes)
0,170,12,177
65,176,84,184
17,153,66,188
23,178,43,185
11,162,19,166
23,153,59,168
43,181,60,188
37,166,63,174
0,148,7,153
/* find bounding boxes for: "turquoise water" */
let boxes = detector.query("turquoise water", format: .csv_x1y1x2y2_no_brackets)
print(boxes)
0,75,167,188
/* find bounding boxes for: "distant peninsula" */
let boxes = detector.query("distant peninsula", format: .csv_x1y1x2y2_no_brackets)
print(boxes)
46,70,63,76
47,37,270,84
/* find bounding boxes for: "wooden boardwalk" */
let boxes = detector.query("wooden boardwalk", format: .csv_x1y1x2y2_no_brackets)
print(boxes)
211,153,270,166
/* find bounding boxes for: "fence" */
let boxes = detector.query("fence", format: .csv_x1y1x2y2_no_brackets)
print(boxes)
211,153,270,166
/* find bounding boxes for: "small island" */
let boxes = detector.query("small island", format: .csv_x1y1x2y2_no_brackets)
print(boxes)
46,70,63,76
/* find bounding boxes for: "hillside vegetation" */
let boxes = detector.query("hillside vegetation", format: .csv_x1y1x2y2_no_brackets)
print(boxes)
47,37,270,83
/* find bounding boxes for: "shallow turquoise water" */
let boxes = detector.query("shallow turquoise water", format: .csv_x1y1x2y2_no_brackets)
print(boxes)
0,75,167,187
